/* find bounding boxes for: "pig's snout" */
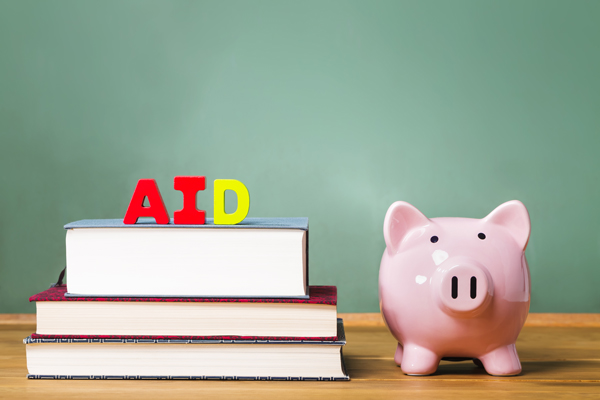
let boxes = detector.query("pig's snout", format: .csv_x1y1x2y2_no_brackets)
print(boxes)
434,261,492,317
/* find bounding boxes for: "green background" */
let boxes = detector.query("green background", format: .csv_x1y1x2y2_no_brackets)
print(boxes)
1,0,599,314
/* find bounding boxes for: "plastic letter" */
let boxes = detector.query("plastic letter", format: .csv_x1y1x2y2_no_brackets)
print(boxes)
213,179,250,225
173,176,206,225
123,179,170,224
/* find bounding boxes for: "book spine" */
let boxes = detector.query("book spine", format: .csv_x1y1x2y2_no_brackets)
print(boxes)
27,375,350,381
24,337,344,345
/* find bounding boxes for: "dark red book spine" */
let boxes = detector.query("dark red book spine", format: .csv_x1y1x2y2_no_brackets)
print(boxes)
30,333,338,341
30,285,337,305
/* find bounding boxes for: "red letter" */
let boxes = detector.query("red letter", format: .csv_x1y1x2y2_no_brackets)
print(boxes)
123,179,170,224
173,176,206,224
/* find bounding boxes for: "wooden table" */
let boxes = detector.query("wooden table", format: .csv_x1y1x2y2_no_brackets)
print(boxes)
2,322,600,399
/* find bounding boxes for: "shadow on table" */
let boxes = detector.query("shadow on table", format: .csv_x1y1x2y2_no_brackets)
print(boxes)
345,355,600,381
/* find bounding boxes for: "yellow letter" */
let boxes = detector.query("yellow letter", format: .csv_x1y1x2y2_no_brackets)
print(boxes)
213,179,250,225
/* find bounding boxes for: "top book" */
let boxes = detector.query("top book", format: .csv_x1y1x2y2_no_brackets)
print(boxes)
64,217,309,298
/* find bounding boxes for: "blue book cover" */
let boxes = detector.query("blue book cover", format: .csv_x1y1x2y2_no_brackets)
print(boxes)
63,217,310,299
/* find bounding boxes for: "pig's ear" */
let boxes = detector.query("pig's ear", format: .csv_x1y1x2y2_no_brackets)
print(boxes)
384,201,430,255
484,200,531,250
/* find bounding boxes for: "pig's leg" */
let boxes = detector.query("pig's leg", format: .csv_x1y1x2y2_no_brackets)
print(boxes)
479,344,522,376
394,343,403,366
400,344,440,375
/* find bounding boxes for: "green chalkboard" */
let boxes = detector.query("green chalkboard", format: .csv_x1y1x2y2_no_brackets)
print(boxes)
1,0,599,313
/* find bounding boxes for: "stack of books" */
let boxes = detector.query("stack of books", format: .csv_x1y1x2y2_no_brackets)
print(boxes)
24,218,348,380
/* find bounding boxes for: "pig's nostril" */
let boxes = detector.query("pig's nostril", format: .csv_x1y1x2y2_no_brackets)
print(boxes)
470,276,477,299
451,276,458,299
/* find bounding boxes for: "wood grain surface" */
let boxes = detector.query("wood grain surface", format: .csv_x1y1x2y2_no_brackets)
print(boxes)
339,313,600,327
4,313,600,326
2,323,600,399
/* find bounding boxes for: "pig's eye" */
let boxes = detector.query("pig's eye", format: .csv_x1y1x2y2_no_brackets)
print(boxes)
430,236,439,243
478,233,486,240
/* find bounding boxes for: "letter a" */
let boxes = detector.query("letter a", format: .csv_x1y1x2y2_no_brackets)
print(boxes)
123,179,170,224
213,179,250,225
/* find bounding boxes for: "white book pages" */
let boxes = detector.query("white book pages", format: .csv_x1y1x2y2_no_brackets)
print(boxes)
66,228,307,297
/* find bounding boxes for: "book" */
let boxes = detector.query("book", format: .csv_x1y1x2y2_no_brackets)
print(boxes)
30,285,337,338
24,319,349,381
64,217,309,298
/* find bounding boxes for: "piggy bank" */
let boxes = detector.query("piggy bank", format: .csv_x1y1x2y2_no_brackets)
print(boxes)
379,200,531,376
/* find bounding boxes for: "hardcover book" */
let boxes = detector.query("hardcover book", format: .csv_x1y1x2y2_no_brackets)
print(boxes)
64,217,309,298
30,285,337,338
24,319,349,381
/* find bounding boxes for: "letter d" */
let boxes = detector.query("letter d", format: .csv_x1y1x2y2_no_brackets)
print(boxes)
213,179,250,225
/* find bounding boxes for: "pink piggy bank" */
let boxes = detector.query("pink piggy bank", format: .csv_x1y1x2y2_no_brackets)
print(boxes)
379,200,531,376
